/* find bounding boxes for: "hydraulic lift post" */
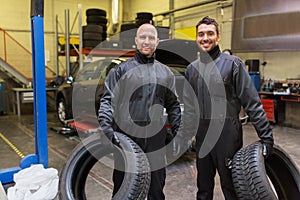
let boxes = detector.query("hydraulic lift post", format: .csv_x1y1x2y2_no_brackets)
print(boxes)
0,0,48,184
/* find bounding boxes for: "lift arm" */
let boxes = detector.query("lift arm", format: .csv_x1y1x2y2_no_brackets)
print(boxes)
0,0,48,184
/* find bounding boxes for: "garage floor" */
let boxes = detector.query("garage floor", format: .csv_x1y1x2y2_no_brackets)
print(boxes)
0,111,299,200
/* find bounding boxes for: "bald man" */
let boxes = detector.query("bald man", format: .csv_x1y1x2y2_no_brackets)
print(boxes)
98,24,181,199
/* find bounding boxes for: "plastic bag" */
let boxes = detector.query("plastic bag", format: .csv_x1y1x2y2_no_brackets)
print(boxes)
7,164,59,200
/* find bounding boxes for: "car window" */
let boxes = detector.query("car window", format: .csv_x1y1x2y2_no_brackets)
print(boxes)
76,62,98,81
167,64,186,76
76,58,129,82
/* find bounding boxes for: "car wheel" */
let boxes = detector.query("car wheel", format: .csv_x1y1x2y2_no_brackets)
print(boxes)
57,97,71,124
59,132,151,200
232,141,300,199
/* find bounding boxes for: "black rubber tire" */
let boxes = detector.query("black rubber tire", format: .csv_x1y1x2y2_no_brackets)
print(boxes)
120,23,137,32
157,26,170,39
136,12,153,20
87,23,107,32
82,25,103,33
82,39,101,49
86,8,107,17
232,141,300,200
83,32,102,41
136,18,152,26
265,144,300,200
86,16,108,25
57,97,72,124
59,132,151,200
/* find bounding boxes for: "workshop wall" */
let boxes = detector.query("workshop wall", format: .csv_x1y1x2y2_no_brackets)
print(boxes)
0,0,299,81
127,0,300,81
126,0,232,52
0,0,110,78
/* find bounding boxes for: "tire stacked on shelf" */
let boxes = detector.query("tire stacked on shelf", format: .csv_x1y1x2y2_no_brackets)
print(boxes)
83,8,108,49
119,23,137,49
156,26,170,40
119,12,153,50
136,12,153,27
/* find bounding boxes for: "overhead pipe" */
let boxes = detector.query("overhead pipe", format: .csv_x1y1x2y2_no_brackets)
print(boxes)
153,0,224,17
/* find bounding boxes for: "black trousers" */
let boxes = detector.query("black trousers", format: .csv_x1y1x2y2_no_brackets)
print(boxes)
195,119,242,200
112,167,166,200
112,126,168,199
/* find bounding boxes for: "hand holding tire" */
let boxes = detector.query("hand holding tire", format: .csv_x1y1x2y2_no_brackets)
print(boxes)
105,131,121,147
232,141,300,199
261,140,273,158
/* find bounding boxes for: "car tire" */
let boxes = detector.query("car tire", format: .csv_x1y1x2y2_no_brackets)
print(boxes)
232,141,300,200
82,39,102,49
120,23,137,32
136,12,153,20
83,32,102,41
59,132,151,200
82,25,103,33
86,16,108,25
57,97,72,124
86,8,107,17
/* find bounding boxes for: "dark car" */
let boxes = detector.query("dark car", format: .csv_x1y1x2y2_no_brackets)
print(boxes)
55,39,199,158
56,57,127,124
56,39,199,124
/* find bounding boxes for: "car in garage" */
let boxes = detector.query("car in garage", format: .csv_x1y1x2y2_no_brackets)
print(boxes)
55,39,199,157
56,39,199,124
56,57,127,124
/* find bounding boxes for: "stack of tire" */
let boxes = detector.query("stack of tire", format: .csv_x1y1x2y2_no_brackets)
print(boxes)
136,12,153,27
135,12,170,40
118,12,170,49
119,23,137,49
82,8,108,49
156,26,170,40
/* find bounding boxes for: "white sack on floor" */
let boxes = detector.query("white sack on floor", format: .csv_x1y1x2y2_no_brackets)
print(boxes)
7,164,59,200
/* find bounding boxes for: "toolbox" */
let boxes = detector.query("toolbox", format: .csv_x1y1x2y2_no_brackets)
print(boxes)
261,99,276,123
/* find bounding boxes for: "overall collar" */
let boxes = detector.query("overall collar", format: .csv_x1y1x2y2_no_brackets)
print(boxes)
200,45,221,64
135,50,155,64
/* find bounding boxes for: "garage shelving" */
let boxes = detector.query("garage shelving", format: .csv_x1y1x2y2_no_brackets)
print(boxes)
56,4,138,80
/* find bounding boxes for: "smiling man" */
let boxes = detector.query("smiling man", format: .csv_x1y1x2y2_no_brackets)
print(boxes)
184,16,274,199
98,23,181,199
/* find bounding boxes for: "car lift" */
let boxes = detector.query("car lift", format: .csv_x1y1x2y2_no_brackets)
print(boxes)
0,0,48,184
51,117,100,140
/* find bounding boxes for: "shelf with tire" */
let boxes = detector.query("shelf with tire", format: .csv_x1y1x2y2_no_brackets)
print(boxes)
119,12,170,50
57,37,80,56
83,8,108,49
57,9,170,63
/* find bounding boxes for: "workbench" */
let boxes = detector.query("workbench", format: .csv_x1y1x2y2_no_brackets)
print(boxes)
259,91,300,128
12,87,57,116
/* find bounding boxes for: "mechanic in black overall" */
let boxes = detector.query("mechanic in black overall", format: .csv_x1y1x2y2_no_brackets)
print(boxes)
184,16,274,199
98,23,181,199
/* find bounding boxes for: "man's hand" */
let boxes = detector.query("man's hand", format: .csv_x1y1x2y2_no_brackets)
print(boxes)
165,131,175,145
261,140,273,158
105,131,121,147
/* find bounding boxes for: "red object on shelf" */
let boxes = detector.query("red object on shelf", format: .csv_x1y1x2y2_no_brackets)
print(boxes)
261,99,276,123
280,95,300,102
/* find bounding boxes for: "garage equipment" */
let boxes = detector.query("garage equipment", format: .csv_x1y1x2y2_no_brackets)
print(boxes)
0,0,48,184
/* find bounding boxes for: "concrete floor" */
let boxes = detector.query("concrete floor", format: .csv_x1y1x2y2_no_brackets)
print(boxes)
0,111,299,199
